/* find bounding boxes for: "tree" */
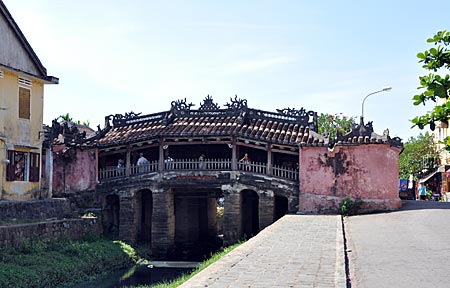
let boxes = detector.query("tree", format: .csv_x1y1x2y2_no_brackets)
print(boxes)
398,132,439,179
58,113,90,127
59,113,73,122
411,30,450,148
317,113,357,139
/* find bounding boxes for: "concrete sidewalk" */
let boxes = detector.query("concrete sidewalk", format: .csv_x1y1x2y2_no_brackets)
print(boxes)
345,201,450,288
179,215,346,288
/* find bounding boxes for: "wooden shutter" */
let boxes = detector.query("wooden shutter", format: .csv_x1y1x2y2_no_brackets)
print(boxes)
6,150,15,181
29,153,40,182
443,173,449,193
19,87,30,119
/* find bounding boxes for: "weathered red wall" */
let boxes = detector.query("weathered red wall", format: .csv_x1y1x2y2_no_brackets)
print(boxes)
53,146,97,195
299,144,402,214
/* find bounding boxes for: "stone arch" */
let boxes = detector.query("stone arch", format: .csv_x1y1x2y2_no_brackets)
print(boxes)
274,195,289,221
240,189,259,239
104,194,120,237
135,189,153,242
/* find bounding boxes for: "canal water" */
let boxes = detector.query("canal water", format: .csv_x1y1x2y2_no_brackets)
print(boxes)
73,264,193,288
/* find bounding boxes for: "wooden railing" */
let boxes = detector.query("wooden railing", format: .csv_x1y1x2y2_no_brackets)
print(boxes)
99,159,298,182
272,164,299,181
237,161,267,174
165,158,232,171
99,161,158,180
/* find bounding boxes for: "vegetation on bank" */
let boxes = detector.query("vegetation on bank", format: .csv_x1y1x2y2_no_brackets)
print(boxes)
340,197,362,216
0,236,141,288
0,234,244,288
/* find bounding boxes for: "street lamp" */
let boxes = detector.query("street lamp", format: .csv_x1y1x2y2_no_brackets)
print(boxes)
361,87,392,122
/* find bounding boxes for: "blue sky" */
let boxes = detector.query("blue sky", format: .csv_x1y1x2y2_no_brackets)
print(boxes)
4,0,449,140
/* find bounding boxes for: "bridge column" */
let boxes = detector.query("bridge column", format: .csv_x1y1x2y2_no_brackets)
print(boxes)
207,197,218,236
125,146,131,176
267,145,272,175
151,187,175,259
259,190,275,231
231,137,237,170
118,191,138,243
158,141,164,171
222,185,241,246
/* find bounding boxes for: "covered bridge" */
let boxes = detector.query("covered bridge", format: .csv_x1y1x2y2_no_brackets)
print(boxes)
45,95,403,259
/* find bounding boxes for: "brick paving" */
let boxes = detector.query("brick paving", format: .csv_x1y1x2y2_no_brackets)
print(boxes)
179,215,346,288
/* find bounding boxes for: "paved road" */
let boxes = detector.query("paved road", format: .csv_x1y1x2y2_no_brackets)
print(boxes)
179,215,346,288
346,200,450,288
179,201,450,288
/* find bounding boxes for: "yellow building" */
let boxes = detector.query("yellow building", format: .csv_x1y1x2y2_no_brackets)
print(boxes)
434,98,450,165
0,1,58,200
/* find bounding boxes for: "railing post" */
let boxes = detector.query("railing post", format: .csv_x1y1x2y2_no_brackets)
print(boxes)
159,141,164,171
95,148,99,184
231,138,237,171
125,147,131,176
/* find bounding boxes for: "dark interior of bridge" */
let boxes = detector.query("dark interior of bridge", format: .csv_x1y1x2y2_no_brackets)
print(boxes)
103,187,290,261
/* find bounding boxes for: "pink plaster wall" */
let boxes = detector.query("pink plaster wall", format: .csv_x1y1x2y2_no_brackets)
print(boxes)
53,146,97,195
299,144,402,214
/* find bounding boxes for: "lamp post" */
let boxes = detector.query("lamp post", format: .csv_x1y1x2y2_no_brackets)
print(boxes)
361,87,392,122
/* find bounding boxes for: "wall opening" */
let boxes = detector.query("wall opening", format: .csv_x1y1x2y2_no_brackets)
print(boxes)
274,195,288,221
136,189,153,242
240,189,259,239
173,188,221,260
104,194,120,237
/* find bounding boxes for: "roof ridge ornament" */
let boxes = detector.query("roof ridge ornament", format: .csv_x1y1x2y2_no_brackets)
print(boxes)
225,95,247,111
171,98,195,116
276,107,318,131
276,107,307,118
109,111,142,127
199,95,220,110
332,117,402,148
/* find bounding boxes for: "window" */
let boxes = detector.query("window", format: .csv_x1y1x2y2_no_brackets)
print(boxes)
6,150,40,182
19,87,30,119
29,153,40,182
18,77,32,86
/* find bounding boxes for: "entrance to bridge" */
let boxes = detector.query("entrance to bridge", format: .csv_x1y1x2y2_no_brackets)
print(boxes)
241,190,259,239
136,189,153,241
172,188,222,260
275,195,288,221
104,194,120,237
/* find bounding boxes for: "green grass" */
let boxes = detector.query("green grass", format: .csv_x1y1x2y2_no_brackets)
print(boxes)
0,236,141,288
134,241,245,288
0,236,244,288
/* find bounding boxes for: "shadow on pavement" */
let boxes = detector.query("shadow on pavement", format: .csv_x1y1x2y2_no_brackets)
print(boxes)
399,200,450,211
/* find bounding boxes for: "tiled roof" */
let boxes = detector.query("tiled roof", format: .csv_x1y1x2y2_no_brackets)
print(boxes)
92,97,327,148
95,111,327,148
84,97,402,149
334,118,403,147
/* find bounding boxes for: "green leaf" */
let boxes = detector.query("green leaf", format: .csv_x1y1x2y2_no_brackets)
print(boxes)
413,30,450,149
412,94,424,105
